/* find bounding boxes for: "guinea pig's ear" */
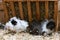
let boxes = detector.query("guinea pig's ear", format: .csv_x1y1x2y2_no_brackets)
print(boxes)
49,19,56,27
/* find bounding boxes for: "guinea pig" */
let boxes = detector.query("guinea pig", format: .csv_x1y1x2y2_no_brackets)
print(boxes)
27,20,42,35
41,19,56,36
5,17,29,33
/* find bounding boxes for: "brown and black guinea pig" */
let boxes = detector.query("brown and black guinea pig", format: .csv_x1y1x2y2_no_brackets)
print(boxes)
26,20,42,35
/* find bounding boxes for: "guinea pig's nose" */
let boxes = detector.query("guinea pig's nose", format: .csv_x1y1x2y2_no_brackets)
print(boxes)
42,31,45,35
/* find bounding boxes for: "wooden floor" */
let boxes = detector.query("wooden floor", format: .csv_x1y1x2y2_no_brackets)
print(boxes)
0,29,60,40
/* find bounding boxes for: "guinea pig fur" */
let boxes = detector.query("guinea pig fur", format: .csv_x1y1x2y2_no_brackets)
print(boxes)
5,17,29,33
0,23,5,29
46,19,56,30
41,19,56,36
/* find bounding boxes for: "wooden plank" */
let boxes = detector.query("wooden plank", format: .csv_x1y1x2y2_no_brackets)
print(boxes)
54,1,58,31
30,0,58,1
18,2,24,19
0,2,4,11
4,0,27,2
4,0,18,2
10,2,16,17
2,1,9,22
0,0,2,2
27,2,32,22
4,0,58,2
36,1,40,21
45,1,48,19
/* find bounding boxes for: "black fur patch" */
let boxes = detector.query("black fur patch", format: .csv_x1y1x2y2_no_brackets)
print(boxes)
0,24,4,29
27,20,42,35
46,21,55,30
11,20,17,26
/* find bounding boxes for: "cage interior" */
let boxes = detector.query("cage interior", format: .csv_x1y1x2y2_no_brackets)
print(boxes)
4,1,55,22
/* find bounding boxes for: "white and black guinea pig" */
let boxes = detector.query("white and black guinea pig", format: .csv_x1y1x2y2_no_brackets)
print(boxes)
5,17,29,33
27,20,42,35
42,19,56,36
46,19,56,31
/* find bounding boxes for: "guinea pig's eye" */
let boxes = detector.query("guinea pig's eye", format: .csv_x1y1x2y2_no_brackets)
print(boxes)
36,30,38,32
30,30,32,32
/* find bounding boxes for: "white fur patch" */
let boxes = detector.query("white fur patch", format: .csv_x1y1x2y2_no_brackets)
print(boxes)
5,17,29,32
